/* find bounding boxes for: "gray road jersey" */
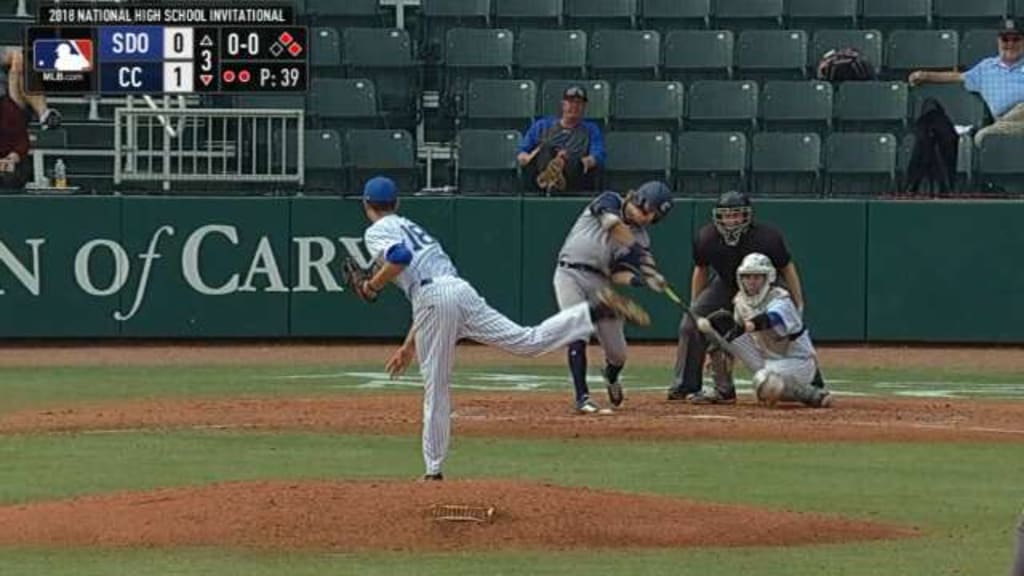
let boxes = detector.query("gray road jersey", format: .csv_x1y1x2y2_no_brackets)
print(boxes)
557,201,650,275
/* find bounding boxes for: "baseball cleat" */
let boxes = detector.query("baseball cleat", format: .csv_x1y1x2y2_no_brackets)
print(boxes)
421,473,444,482
605,380,624,408
666,388,691,401
594,287,650,326
575,398,601,414
688,388,737,405
816,391,834,409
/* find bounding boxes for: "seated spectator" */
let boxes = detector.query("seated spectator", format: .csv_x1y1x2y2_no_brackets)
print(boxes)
0,47,62,191
909,20,1024,145
516,85,605,194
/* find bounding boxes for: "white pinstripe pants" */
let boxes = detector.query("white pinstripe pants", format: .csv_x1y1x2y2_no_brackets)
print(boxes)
412,277,595,476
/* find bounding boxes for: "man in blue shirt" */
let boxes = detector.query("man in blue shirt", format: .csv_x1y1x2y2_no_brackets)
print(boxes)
516,85,605,193
909,20,1024,145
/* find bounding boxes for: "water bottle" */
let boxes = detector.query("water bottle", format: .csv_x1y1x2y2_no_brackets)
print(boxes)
53,159,66,188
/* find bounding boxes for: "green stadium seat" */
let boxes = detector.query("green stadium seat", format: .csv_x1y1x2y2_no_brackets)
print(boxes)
342,28,419,114
760,80,833,134
640,0,711,32
612,81,684,131
465,79,537,130
736,30,809,81
825,132,898,196
751,132,821,195
675,131,747,196
910,84,989,128
809,29,883,74
305,0,383,28
310,27,341,73
686,80,759,133
444,28,514,113
960,29,1000,69
345,129,418,195
303,129,346,193
861,0,933,31
897,133,973,195
835,81,909,133
1018,0,1024,16
588,30,661,81
714,0,784,30
565,0,637,32
603,131,673,192
420,0,492,61
0,16,28,45
540,79,611,121
934,0,1008,32
885,30,959,79
494,0,564,31
976,134,1024,193
32,128,67,149
234,94,306,110
516,29,588,83
308,78,380,131
663,30,734,82
456,129,523,195
786,0,858,30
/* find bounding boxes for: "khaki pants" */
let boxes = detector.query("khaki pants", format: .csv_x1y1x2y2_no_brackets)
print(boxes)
975,102,1024,146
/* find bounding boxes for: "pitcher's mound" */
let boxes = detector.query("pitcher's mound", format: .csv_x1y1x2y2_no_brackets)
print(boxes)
0,480,916,552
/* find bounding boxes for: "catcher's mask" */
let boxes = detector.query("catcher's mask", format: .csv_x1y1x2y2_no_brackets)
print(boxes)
736,252,776,309
713,190,752,246
629,180,673,223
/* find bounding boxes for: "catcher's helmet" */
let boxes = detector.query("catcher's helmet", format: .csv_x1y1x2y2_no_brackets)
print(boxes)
713,190,752,246
631,181,674,222
736,252,776,308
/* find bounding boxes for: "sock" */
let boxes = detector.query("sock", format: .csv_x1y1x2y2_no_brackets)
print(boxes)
604,362,623,385
568,340,589,403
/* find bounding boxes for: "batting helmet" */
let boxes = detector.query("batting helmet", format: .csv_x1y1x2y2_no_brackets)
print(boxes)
630,181,674,222
713,190,752,246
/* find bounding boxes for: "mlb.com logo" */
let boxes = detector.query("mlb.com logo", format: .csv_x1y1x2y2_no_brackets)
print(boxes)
34,39,94,72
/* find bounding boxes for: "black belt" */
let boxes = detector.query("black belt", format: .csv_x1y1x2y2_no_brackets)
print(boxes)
558,261,604,276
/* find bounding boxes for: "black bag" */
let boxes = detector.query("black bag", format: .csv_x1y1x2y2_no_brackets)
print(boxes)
816,48,876,82
903,98,959,196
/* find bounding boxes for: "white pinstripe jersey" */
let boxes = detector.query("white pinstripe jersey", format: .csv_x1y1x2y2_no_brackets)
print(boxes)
363,214,458,301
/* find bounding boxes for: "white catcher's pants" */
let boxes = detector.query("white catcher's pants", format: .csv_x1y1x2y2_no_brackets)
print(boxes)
728,333,817,388
412,277,595,475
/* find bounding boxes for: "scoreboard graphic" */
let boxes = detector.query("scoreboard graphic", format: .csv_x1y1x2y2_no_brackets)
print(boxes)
25,3,308,95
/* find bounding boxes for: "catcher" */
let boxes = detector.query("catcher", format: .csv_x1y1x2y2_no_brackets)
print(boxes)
695,252,832,408
553,181,674,413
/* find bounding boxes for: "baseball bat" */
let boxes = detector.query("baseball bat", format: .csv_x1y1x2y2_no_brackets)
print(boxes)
662,284,735,352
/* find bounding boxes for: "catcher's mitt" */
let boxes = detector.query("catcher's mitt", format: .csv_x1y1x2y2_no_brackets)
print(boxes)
703,309,745,341
342,258,379,303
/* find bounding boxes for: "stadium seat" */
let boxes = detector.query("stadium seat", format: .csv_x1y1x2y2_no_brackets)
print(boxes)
897,133,973,195
565,0,637,32
934,0,1009,32
861,0,933,31
516,28,588,83
494,0,564,31
751,132,821,195
305,0,383,29
612,81,684,131
0,16,27,45
588,30,661,81
464,79,537,130
310,27,342,73
308,78,380,131
960,29,1000,69
603,131,673,192
714,0,784,30
342,28,419,115
834,81,909,133
540,79,612,122
825,132,898,196
675,131,747,196
456,129,523,195
786,0,858,30
303,129,346,193
443,28,514,114
885,30,959,79
910,84,989,128
760,80,833,134
420,0,492,61
976,134,1024,193
809,29,883,75
736,30,809,81
640,0,711,32
663,30,734,82
234,94,307,110
344,129,418,195
686,80,759,133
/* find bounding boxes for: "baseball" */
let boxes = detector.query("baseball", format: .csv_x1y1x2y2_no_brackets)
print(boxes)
696,317,712,334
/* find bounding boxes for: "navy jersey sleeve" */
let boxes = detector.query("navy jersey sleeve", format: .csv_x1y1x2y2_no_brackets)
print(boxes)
588,191,624,218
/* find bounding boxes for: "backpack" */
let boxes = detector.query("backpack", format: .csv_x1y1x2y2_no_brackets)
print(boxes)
816,48,876,82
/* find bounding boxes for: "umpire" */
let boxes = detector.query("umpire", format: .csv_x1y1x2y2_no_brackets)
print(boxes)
667,190,822,403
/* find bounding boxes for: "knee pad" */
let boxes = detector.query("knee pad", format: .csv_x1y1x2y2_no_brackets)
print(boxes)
753,369,784,406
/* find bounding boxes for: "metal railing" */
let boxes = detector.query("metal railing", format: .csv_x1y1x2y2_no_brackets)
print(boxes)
114,107,304,190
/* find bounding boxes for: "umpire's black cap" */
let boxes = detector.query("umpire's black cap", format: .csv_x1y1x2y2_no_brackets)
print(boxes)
562,85,588,102
1000,19,1022,39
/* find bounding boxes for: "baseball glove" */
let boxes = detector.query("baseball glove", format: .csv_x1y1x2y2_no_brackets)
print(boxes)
702,309,745,341
342,258,379,303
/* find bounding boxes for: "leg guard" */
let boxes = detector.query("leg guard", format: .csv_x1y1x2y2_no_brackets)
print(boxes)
708,345,736,399
780,378,833,408
753,369,785,407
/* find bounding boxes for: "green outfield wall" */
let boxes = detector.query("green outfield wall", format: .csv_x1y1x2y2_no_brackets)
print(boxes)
0,196,1018,342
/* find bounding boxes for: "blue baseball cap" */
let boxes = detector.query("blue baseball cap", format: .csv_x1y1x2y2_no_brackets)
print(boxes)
363,176,399,203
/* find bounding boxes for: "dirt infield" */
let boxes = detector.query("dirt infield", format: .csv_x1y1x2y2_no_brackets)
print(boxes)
0,480,917,552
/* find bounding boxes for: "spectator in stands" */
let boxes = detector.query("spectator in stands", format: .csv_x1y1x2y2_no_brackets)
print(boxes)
0,47,62,190
1,47,62,130
908,20,1024,145
516,85,605,194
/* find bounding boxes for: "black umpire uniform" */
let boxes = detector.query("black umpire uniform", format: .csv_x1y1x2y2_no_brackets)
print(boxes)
667,191,818,400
